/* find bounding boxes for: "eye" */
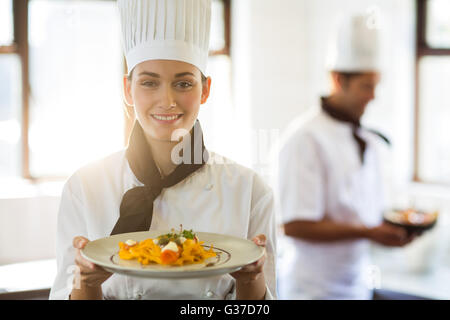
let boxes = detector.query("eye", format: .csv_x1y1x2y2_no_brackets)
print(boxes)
141,80,158,87
174,81,193,89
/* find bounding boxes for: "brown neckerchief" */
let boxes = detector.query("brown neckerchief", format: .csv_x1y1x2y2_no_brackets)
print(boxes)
321,96,390,164
110,120,208,235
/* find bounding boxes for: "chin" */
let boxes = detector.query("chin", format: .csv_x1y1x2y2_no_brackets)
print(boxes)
153,129,181,142
358,104,369,117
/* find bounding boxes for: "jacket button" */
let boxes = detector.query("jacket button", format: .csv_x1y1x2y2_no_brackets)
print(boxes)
206,290,214,298
204,183,213,191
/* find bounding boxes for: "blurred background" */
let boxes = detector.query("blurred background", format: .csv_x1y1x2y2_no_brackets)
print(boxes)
1,0,450,299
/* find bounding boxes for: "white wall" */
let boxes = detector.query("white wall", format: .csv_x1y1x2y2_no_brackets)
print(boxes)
0,196,59,265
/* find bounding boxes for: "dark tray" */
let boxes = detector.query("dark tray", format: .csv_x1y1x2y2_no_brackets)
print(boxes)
383,216,437,236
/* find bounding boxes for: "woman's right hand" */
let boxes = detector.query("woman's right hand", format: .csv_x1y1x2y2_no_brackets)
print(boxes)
367,223,416,247
73,236,112,289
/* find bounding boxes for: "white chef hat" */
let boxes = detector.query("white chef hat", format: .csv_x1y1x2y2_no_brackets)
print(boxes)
117,0,211,75
327,11,382,73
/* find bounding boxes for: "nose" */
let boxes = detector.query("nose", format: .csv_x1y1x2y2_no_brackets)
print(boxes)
367,87,376,102
159,85,176,110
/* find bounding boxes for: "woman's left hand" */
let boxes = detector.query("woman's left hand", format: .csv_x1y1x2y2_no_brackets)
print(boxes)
230,234,266,284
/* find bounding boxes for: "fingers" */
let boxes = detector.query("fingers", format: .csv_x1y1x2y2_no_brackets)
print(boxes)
75,251,95,270
240,272,262,282
78,269,112,288
252,234,266,247
383,224,408,242
230,253,266,283
239,255,266,273
397,228,408,241
71,236,113,288
388,232,416,247
230,270,263,283
387,224,407,238
245,234,267,272
73,236,89,249
73,236,95,270
403,233,417,245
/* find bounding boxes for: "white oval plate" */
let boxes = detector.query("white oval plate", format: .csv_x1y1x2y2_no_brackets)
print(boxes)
81,231,264,279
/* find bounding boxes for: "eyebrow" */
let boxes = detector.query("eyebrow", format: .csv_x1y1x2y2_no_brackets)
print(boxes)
174,72,195,78
137,71,195,78
138,71,160,78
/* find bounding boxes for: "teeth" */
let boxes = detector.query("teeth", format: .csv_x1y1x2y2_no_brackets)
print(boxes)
152,114,180,121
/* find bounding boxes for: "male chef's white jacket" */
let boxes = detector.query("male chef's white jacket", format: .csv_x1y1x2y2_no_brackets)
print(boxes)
275,107,386,300
49,151,277,300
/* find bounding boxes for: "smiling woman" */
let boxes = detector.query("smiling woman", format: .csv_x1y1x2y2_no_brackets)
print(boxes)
50,0,276,301
123,60,211,152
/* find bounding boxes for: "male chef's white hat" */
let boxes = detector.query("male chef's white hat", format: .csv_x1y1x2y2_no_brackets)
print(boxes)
117,0,211,75
327,11,382,73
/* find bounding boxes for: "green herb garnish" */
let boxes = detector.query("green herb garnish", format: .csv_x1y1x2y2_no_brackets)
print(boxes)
156,226,196,246
181,229,196,239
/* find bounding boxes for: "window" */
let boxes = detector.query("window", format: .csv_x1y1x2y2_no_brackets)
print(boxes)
1,0,124,180
0,54,21,178
0,0,21,178
210,0,229,54
425,0,450,48
28,0,124,177
0,0,13,46
197,0,233,158
415,0,450,184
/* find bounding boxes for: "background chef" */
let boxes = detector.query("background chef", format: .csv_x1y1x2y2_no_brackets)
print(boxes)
276,12,416,300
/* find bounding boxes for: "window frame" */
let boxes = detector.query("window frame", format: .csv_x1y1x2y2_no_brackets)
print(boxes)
2,0,231,181
414,0,450,184
0,0,30,179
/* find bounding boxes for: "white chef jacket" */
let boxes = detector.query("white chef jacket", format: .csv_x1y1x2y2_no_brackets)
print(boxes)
275,107,386,300
49,151,277,300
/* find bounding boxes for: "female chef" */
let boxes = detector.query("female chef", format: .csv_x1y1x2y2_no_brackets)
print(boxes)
276,13,415,300
49,0,276,300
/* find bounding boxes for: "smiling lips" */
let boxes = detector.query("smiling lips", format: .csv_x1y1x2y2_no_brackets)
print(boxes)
151,113,183,123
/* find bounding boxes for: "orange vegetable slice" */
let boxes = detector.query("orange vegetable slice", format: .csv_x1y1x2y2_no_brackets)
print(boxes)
160,249,180,265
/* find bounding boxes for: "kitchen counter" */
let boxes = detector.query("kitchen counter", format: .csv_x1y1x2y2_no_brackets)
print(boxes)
0,259,56,294
1,258,450,300
380,266,450,300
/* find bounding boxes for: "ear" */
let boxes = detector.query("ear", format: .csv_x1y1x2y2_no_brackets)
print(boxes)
331,72,348,92
200,77,212,104
123,75,134,106
331,72,342,90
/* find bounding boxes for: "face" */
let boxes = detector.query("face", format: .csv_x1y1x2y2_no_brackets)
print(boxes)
338,72,380,119
123,60,211,142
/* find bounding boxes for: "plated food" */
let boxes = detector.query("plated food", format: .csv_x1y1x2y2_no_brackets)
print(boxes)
118,228,217,266
81,229,264,279
384,208,438,235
